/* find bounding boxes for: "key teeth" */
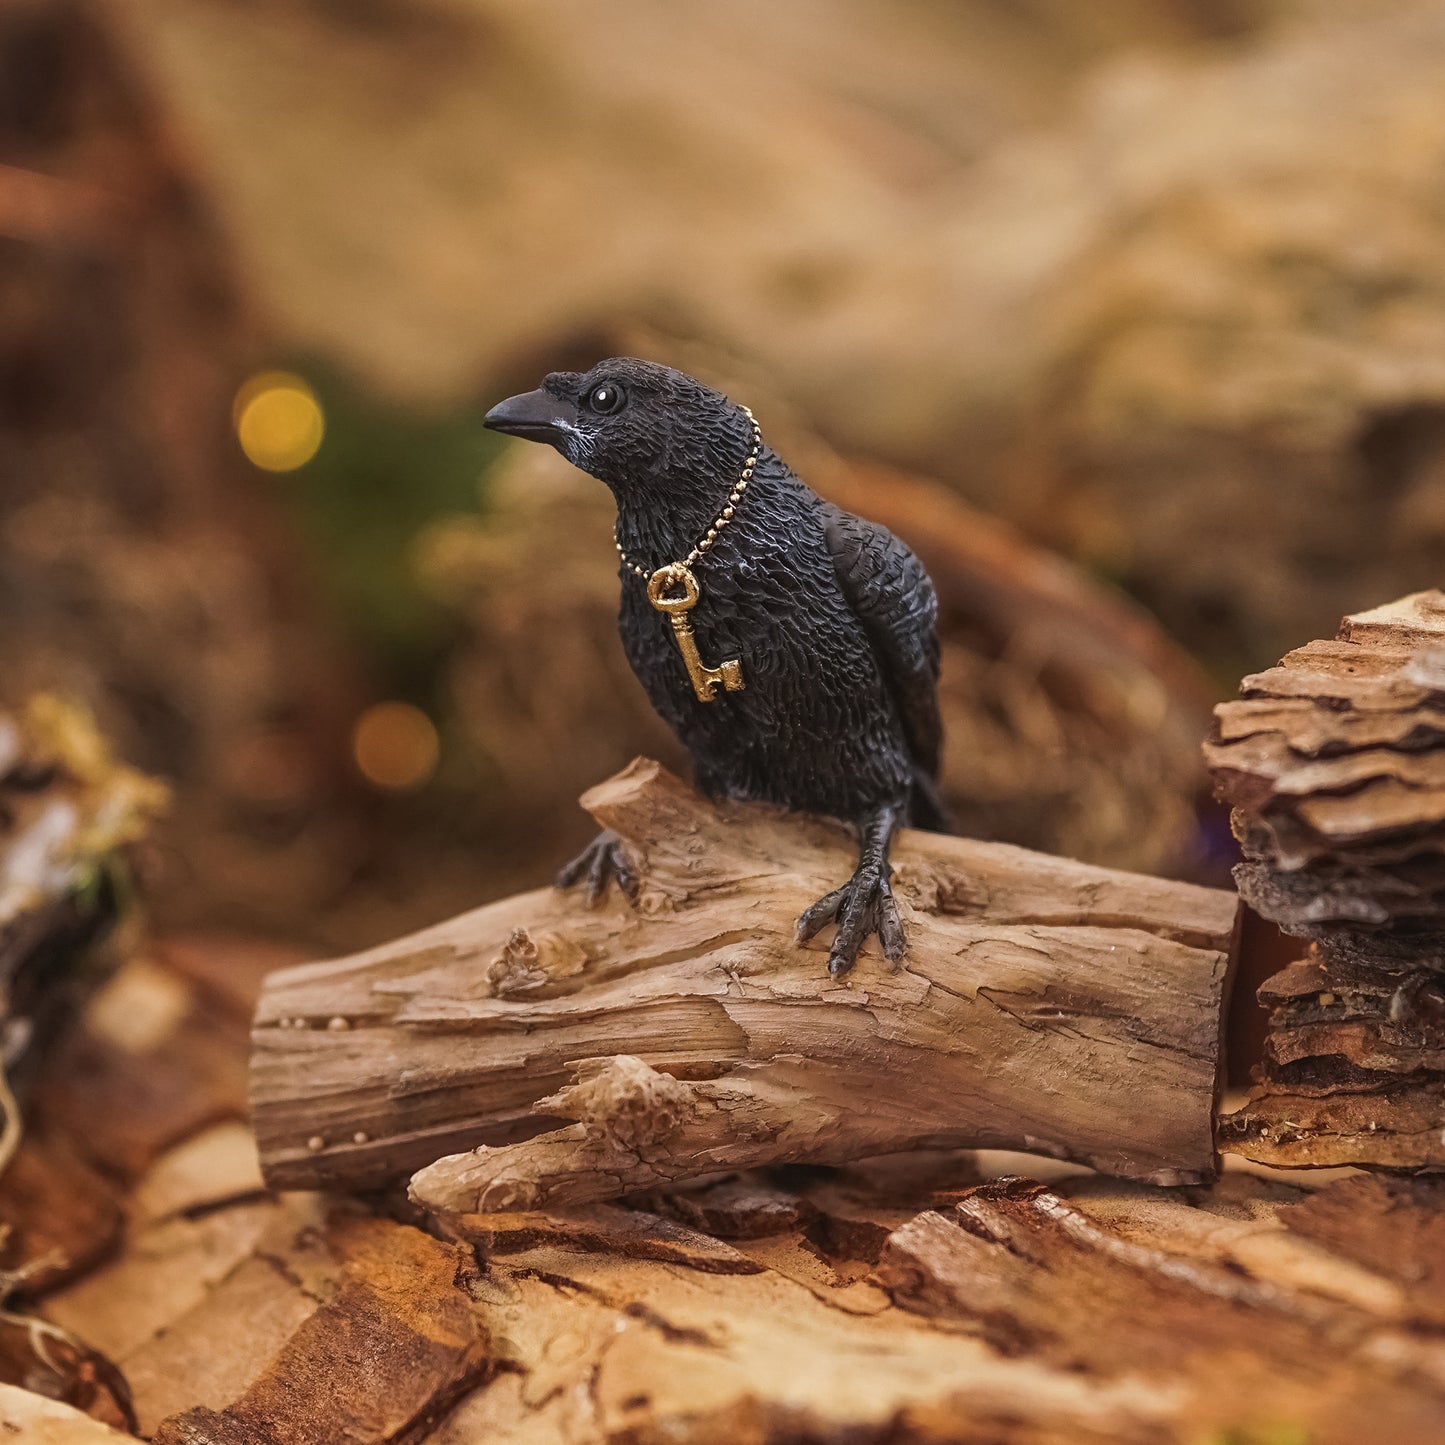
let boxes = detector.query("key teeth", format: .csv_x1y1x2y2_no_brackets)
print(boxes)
720,660,745,692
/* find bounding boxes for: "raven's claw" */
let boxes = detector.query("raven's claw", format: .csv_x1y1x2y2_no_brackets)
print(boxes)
556,829,639,906
796,863,905,976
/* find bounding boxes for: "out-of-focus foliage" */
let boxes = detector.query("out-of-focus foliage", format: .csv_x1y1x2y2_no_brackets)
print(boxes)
260,366,502,685
0,696,167,928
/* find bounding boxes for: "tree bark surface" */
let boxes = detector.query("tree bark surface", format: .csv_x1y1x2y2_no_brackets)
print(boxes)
1208,590,1445,1168
251,759,1236,1206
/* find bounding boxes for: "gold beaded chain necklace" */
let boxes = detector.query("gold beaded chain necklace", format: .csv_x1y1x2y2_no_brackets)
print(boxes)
612,406,761,704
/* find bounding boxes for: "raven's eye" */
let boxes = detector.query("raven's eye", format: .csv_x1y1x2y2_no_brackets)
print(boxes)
587,382,626,415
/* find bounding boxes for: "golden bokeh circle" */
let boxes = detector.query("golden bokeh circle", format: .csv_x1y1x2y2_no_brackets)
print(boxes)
235,372,325,472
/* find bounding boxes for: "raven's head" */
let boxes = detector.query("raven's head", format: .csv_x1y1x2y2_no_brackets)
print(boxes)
484,358,754,503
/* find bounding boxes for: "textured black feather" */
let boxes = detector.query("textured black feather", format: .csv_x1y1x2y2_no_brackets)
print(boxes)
488,358,948,973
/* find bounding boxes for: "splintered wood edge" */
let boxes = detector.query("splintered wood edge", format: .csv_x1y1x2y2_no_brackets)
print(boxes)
1340,589,1445,645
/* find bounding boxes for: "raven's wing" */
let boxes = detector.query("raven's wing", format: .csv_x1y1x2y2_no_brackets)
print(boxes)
821,502,943,782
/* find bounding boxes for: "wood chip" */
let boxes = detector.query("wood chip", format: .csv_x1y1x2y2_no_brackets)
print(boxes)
151,1217,488,1445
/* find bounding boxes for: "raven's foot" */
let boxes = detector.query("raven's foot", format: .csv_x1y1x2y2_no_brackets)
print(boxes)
795,862,906,977
555,829,638,906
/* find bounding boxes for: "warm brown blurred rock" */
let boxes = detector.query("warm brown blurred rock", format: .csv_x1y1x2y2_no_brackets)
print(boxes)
1001,8,1445,666
0,0,365,936
110,0,1272,402
112,0,1445,665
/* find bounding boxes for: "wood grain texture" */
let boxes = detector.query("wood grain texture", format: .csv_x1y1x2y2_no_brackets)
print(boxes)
0,1385,133,1443
873,1172,1445,1443
251,759,1236,1204
37,1142,1445,1444
1208,592,1445,931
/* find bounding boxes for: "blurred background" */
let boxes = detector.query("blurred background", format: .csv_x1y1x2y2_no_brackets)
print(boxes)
4,0,1443,952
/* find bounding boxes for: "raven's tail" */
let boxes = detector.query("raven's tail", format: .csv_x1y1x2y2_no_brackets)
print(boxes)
908,767,953,835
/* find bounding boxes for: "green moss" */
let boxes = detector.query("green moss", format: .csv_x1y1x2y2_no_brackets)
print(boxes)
1200,1424,1310,1445
261,362,506,695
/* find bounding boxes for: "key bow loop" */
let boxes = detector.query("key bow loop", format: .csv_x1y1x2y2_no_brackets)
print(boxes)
646,563,700,614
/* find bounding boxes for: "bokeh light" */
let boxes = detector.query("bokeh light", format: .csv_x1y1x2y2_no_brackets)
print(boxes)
234,371,325,472
350,701,440,792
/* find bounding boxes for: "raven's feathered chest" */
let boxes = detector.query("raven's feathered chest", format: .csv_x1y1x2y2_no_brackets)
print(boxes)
613,464,914,819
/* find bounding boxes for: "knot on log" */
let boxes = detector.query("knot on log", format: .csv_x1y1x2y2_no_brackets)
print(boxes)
485,926,586,997
543,1056,694,1150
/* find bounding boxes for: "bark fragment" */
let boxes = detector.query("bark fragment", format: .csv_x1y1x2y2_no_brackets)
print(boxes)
1208,591,1445,1167
151,1218,489,1445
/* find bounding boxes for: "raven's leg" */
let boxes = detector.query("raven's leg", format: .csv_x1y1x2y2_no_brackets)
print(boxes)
555,829,638,906
795,803,905,976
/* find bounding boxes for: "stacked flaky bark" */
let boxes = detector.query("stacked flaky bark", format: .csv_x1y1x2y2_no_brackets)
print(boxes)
1208,591,1445,1168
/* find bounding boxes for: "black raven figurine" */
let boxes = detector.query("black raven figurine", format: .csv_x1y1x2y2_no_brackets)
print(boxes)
485,358,947,975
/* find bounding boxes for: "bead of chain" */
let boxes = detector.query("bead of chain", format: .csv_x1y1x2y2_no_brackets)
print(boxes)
615,406,761,578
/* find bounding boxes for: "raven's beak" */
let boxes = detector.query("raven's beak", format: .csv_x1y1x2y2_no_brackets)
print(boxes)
483,388,577,447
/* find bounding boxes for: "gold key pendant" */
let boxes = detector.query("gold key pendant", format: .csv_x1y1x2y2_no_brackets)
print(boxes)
646,563,745,703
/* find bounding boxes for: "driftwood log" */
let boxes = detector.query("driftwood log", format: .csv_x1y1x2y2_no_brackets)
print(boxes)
252,759,1236,1206
1209,590,1445,1168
